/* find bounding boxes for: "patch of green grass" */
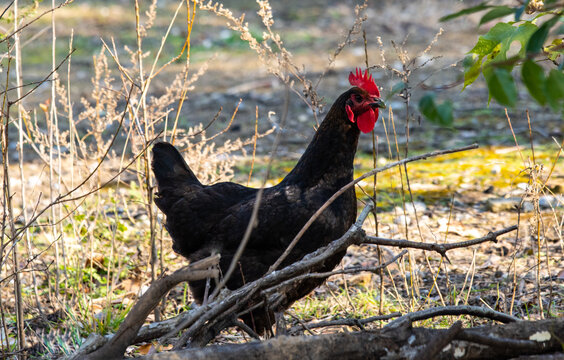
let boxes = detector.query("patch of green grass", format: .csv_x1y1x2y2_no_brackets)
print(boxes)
73,293,133,336
235,145,561,212
291,285,401,322
354,144,561,205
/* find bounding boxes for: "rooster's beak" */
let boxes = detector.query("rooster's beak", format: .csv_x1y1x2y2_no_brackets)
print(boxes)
370,98,386,109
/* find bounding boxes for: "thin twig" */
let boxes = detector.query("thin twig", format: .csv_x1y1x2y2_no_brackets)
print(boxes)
232,320,261,340
264,250,406,295
385,305,520,330
364,225,518,257
208,88,289,302
0,1,14,20
5,50,75,107
0,0,72,44
288,312,402,335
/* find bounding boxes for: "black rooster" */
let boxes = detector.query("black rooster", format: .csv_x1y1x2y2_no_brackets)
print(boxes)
152,69,385,334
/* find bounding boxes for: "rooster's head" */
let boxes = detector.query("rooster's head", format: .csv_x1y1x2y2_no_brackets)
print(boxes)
346,68,385,133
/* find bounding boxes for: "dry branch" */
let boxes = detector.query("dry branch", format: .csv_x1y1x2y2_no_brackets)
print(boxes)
264,250,407,296
364,225,518,257
77,255,220,360
134,318,564,360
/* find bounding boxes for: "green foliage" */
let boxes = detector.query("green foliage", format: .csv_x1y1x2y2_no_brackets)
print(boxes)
441,2,563,112
526,15,560,54
419,93,454,126
74,294,132,336
522,59,547,105
545,68,564,110
438,2,493,22
545,38,564,62
464,21,537,90
0,0,40,24
486,68,518,106
479,6,516,26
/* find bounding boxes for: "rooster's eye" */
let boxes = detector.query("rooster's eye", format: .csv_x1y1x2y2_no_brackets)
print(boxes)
354,94,362,102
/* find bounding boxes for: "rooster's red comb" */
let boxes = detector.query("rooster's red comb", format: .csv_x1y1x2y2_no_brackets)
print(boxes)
349,68,380,97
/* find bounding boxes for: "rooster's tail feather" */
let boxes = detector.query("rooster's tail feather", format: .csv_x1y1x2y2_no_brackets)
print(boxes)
152,142,201,189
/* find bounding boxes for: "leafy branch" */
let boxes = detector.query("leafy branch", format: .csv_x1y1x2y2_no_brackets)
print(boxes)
441,1,563,111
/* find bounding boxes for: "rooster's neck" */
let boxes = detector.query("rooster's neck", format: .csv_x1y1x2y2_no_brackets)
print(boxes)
283,99,360,188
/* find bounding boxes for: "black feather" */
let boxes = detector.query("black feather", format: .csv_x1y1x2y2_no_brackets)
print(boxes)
152,142,201,188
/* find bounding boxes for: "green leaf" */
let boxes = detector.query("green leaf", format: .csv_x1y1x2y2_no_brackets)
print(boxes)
464,54,482,89
462,54,476,68
479,6,514,26
522,60,547,105
439,2,492,22
526,16,560,54
63,223,74,233
436,101,454,126
545,38,564,61
469,37,499,57
117,221,128,233
545,69,564,111
419,93,437,119
506,22,537,56
469,22,517,58
480,22,537,72
467,22,536,84
418,93,453,126
483,22,515,43
486,68,517,107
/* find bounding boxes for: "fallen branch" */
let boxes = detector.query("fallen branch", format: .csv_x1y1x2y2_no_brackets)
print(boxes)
77,255,220,360
232,320,261,340
133,318,564,360
172,206,517,349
